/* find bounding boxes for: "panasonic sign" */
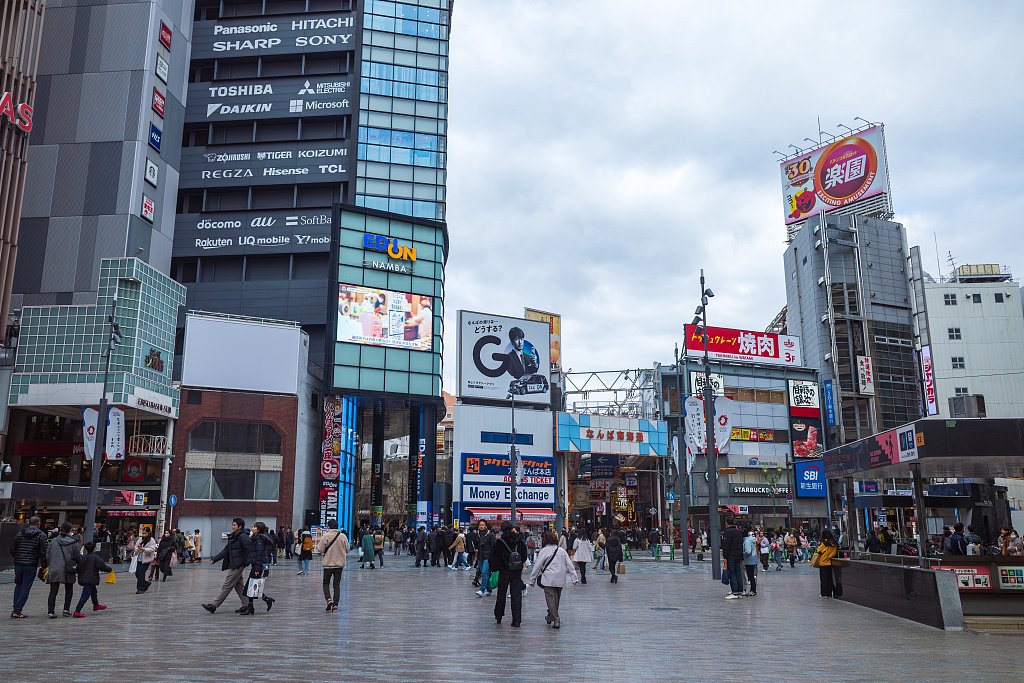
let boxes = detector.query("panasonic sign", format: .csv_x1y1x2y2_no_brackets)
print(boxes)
195,13,356,56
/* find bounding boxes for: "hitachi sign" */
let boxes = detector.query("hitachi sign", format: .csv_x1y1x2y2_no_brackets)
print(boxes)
0,91,33,133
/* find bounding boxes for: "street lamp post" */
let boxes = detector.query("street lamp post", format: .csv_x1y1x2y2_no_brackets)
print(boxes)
762,464,783,529
83,296,122,544
690,269,720,580
673,344,689,565
509,390,517,523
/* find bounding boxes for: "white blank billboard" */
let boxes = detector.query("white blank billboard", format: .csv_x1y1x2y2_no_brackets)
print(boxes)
183,314,302,395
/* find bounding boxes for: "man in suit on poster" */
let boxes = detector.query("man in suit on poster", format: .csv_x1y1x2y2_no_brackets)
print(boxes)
505,327,540,379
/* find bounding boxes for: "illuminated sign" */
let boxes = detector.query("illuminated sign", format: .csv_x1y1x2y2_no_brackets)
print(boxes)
148,123,162,152
152,87,166,117
363,234,417,262
795,460,826,498
921,345,937,415
0,91,33,133
159,22,173,50
141,195,156,223
684,324,802,367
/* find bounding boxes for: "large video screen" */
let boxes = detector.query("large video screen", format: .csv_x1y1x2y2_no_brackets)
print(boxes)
337,284,432,351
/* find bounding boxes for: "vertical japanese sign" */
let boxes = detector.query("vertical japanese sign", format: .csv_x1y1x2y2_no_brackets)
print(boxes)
857,356,875,395
822,380,837,426
319,396,341,527
921,345,938,415
780,125,890,225
524,308,562,372
788,379,823,459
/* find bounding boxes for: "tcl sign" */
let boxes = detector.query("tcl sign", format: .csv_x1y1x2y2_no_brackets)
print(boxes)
0,91,33,133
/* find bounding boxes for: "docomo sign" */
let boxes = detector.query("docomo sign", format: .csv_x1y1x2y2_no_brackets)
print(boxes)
684,324,802,367
0,91,33,133
781,125,890,225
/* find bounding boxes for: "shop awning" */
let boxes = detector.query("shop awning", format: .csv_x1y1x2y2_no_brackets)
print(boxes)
467,507,555,522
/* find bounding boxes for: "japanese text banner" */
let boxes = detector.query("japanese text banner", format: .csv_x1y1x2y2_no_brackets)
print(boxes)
684,325,802,367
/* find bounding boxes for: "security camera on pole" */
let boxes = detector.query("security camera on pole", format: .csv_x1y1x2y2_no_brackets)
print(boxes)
83,296,123,544
690,270,721,580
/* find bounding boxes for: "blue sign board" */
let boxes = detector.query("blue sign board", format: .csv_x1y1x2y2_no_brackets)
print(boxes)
168,494,177,507
795,460,827,498
823,380,837,427
149,123,162,152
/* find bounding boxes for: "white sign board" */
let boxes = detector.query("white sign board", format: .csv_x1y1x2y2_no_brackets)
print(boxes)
458,311,551,405
857,355,875,395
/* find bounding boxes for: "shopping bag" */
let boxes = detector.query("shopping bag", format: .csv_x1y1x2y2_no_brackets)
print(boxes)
105,571,117,585
488,571,499,590
617,563,626,575
129,556,138,574
245,577,265,598
170,552,179,568
721,568,731,585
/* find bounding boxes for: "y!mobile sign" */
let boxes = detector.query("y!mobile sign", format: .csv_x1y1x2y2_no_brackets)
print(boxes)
684,325,802,367
781,125,890,225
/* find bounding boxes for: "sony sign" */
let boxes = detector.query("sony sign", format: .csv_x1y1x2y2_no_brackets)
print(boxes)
193,13,356,57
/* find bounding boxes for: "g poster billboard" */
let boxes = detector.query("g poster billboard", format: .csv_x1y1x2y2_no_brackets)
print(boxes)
781,125,890,226
458,311,550,404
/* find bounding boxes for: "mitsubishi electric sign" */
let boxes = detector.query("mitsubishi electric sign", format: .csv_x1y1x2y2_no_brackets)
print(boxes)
174,209,332,256
184,76,353,123
191,13,356,58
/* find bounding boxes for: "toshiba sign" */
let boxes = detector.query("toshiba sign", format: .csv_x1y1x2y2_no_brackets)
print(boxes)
0,91,33,133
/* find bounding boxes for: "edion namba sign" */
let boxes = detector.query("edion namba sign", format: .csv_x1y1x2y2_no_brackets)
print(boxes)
0,91,33,133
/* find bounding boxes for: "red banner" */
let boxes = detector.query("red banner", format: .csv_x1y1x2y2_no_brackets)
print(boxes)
684,325,802,367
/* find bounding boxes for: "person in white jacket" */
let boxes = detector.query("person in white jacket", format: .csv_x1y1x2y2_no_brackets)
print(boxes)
571,529,594,585
527,531,579,629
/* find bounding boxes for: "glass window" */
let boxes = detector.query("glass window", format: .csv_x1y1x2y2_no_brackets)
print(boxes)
211,469,256,500
943,294,956,306
951,357,966,370
256,471,281,501
954,387,969,396
995,293,1004,303
184,469,212,499
260,425,282,455
188,421,215,451
971,293,981,303
734,387,755,402
216,422,259,453
948,327,962,340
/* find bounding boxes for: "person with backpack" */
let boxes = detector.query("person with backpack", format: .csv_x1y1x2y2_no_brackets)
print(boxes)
9,515,48,618
297,529,314,574
474,521,494,596
72,541,112,617
722,517,745,599
316,522,349,613
948,522,968,555
605,529,625,583
392,528,404,556
490,522,527,626
526,530,540,563
46,522,81,618
372,527,386,568
528,531,579,629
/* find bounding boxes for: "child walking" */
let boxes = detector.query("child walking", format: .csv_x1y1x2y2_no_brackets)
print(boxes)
73,541,112,617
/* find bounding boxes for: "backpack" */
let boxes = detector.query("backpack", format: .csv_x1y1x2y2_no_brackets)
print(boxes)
501,539,523,571
302,535,313,552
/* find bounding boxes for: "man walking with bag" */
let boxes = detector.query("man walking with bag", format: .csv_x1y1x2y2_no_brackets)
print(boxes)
202,518,251,614
9,516,47,618
316,521,349,612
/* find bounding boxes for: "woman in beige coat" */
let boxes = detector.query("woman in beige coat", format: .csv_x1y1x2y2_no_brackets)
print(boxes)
528,532,579,629
315,522,349,612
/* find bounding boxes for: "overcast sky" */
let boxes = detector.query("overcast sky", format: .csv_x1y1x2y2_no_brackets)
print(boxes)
441,0,1024,387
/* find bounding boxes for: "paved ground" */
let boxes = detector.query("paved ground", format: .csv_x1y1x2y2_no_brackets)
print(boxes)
1,552,1020,683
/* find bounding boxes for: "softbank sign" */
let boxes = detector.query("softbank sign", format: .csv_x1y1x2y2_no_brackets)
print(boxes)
0,91,33,133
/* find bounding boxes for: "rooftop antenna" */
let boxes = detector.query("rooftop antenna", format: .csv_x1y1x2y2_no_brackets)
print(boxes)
933,233,942,279
947,251,958,275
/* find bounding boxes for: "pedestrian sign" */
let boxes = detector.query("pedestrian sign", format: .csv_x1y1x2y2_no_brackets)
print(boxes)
666,491,676,501
168,494,177,507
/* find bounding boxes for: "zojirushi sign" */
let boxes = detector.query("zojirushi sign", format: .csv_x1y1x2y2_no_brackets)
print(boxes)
0,91,33,133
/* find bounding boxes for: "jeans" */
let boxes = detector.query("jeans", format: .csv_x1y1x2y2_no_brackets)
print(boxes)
773,550,784,569
323,568,343,604
727,558,744,594
12,564,35,614
452,551,469,568
479,558,491,592
75,585,99,612
375,550,384,566
594,553,605,570
47,582,74,614
760,553,769,571
297,558,310,573
744,564,757,594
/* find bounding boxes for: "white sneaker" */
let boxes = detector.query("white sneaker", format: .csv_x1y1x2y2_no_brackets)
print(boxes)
725,594,742,600
463,566,473,570
449,566,457,570
476,590,485,597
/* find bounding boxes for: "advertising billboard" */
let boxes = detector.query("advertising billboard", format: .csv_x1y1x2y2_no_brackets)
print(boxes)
184,75,354,123
690,371,724,396
780,125,890,226
795,459,827,498
191,12,356,59
921,345,938,415
178,140,349,189
337,285,432,352
459,453,556,506
556,412,669,457
788,379,820,417
790,415,823,459
823,380,837,426
173,208,333,257
318,396,341,527
684,325,802,367
857,355,876,395
524,308,562,372
458,311,551,404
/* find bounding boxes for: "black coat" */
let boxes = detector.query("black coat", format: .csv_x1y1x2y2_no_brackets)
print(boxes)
605,534,624,562
722,526,745,560
8,526,48,567
477,532,494,560
248,533,275,567
77,553,113,586
211,530,252,570
489,533,527,572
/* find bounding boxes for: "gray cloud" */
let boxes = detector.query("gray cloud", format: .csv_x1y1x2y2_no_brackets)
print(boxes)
442,0,1024,388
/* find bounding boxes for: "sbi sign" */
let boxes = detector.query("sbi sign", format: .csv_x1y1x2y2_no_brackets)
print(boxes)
363,234,416,262
795,460,826,498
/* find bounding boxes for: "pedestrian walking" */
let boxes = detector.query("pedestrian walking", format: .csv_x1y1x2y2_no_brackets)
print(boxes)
316,522,349,613
490,522,527,627
605,530,624,583
8,515,48,619
742,528,758,597
392,528,403,555
46,522,81,618
72,541,112,617
268,529,279,565
814,528,839,598
427,526,440,566
373,527,386,568
284,527,295,560
772,533,785,571
132,528,157,594
758,532,770,570
474,521,494,596
360,528,376,569
593,529,606,571
297,529,313,574
192,529,203,562
571,529,593,584
414,526,429,567
156,530,176,582
202,518,252,614
722,517,745,599
448,528,470,569
239,522,276,615
528,531,579,629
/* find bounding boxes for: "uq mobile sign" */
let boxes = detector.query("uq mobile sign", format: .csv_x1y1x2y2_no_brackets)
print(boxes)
173,208,332,256
192,13,356,58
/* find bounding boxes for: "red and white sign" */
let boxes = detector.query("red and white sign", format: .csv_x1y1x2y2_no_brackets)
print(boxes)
122,457,147,483
0,91,33,133
141,195,156,223
788,379,821,418
159,21,173,50
684,325,802,367
939,565,992,591
857,355,875,395
921,345,937,415
152,87,166,117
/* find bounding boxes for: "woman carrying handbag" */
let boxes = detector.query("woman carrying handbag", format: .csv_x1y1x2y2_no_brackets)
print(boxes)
133,529,157,593
528,532,579,629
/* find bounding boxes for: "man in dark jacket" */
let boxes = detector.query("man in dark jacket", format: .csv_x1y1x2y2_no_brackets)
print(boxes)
948,522,968,555
9,516,48,618
474,521,494,595
202,518,252,614
428,526,441,566
722,517,746,599
414,526,429,567
284,526,295,559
